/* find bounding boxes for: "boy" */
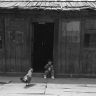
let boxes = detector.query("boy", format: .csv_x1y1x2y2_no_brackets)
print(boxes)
44,60,55,79
20,67,33,86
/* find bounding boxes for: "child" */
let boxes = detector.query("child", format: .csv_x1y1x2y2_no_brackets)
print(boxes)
44,60,55,79
20,67,33,86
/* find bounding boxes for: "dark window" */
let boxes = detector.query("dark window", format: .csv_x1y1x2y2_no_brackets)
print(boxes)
9,31,23,44
10,31,15,42
84,34,90,47
0,35,3,49
84,33,96,48
0,40,2,49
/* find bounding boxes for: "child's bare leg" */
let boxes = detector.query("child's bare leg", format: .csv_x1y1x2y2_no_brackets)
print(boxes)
51,70,55,79
44,70,49,79
26,83,28,86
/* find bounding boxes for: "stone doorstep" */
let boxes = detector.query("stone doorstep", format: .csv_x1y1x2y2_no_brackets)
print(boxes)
0,76,46,84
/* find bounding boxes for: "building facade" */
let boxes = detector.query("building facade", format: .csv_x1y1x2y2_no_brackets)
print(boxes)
0,1,96,77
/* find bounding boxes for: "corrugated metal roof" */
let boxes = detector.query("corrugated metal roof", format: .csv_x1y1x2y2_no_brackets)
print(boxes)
0,1,96,10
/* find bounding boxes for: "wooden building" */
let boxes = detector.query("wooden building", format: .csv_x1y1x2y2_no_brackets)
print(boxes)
0,1,96,77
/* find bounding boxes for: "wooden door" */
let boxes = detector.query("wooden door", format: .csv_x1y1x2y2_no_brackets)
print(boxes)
5,16,30,72
58,20,80,75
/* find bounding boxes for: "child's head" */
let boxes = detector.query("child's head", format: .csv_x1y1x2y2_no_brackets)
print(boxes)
48,60,52,65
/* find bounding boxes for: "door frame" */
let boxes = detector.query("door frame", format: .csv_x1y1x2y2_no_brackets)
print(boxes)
31,17,56,73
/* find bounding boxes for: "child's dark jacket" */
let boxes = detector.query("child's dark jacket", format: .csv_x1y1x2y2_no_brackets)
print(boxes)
44,63,54,71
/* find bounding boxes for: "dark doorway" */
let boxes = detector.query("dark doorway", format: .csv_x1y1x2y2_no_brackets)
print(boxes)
33,22,54,72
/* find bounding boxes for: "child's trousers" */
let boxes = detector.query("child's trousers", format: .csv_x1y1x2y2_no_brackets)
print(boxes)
44,69,54,77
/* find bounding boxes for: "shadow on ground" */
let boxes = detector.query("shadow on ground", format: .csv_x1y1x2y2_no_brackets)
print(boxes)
24,83,36,88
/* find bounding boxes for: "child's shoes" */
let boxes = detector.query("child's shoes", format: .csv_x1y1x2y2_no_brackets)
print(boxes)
51,76,55,79
44,75,47,79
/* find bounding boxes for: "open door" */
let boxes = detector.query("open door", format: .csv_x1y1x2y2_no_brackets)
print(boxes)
32,22,54,72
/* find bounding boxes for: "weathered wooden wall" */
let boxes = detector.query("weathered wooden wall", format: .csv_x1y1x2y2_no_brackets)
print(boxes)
5,14,31,72
0,9,96,77
57,13,96,77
